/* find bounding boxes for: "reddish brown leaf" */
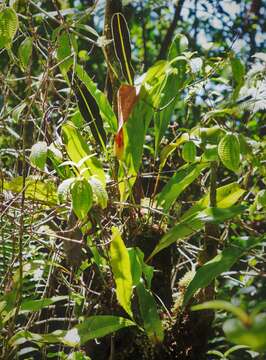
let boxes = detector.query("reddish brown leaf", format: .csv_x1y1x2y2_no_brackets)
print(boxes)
114,84,139,159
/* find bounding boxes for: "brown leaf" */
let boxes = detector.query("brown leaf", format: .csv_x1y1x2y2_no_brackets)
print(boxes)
114,84,139,159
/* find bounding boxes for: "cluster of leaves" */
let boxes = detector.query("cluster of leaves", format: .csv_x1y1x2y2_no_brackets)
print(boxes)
0,1,265,359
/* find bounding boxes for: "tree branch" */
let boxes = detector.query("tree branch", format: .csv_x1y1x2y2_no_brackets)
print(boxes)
157,0,185,60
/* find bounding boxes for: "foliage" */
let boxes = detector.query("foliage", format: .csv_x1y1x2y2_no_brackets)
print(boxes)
0,1,265,359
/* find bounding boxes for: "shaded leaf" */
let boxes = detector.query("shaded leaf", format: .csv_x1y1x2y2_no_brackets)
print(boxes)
136,282,164,343
111,13,134,84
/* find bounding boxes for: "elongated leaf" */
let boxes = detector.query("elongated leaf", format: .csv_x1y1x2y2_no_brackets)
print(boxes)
148,205,245,259
181,182,245,220
223,314,266,352
184,236,263,307
71,179,93,220
62,122,105,185
128,247,153,288
192,300,250,324
114,84,139,159
4,176,57,205
118,62,169,200
9,316,136,348
75,65,117,133
70,72,106,147
73,315,136,345
154,70,179,152
21,296,68,312
111,13,134,85
157,163,209,211
110,227,133,317
136,282,164,343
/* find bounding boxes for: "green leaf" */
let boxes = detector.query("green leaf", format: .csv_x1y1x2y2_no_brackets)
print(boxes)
70,70,107,147
110,227,133,317
192,300,250,325
89,177,108,209
118,62,168,200
111,12,134,85
181,182,245,220
57,32,77,76
75,65,117,134
0,7,18,49
29,141,48,171
218,133,240,172
168,34,188,61
18,37,33,70
182,141,197,163
71,179,93,220
128,248,142,286
154,70,179,152
62,122,106,185
223,314,266,352
128,247,154,288
148,205,246,260
4,176,58,205
157,163,209,211
184,236,263,306
72,315,136,346
136,282,164,343
9,316,136,348
21,296,68,312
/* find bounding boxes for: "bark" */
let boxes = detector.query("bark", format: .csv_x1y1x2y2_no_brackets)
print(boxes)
157,0,186,60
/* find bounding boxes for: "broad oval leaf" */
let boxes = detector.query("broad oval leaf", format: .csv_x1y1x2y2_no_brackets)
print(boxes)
110,227,133,317
71,179,93,220
218,133,240,172
29,141,48,171
182,141,197,163
89,177,108,209
18,37,33,70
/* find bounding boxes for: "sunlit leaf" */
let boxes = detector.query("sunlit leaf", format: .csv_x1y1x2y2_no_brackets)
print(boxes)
157,163,209,211
62,122,106,185
71,179,93,220
110,227,133,317
29,141,48,171
184,236,263,306
0,7,18,49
